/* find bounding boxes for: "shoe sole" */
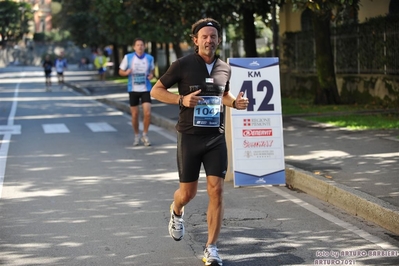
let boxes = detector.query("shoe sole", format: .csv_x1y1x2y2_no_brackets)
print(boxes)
202,258,222,266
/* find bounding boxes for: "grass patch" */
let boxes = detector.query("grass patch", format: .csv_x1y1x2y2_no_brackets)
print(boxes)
112,77,128,85
304,113,399,130
281,97,383,115
282,97,399,130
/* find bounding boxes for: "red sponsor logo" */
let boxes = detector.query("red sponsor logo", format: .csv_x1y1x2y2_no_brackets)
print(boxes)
243,118,251,126
243,140,274,148
242,129,273,137
242,118,271,127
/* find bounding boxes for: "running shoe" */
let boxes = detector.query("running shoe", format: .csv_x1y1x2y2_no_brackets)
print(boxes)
141,135,151,146
168,202,184,241
133,135,140,146
202,245,223,266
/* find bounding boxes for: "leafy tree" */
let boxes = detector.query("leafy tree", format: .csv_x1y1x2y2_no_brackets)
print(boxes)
59,0,101,47
124,0,279,61
55,0,280,76
0,0,32,46
291,0,359,105
58,0,135,75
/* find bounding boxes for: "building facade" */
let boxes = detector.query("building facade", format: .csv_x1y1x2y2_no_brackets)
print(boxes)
13,0,52,36
279,0,393,34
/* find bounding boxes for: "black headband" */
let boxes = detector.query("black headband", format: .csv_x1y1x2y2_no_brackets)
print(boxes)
192,21,220,35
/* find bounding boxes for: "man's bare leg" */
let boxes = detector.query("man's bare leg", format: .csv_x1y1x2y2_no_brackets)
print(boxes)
141,102,151,135
130,106,140,135
173,181,198,215
205,175,224,246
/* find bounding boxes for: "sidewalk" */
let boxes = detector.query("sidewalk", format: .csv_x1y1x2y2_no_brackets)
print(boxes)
65,77,399,236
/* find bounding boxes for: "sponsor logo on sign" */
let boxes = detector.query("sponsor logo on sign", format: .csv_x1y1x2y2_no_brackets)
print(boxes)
243,118,271,127
243,140,274,148
242,129,272,137
255,178,266,184
244,150,276,158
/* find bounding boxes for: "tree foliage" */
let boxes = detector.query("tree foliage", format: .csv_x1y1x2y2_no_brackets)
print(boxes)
57,0,277,59
0,0,32,45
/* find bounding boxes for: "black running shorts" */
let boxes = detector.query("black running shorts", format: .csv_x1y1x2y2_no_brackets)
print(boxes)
129,91,152,106
177,132,227,183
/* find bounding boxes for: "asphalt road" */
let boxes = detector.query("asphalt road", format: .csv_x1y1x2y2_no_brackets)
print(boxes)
0,66,398,266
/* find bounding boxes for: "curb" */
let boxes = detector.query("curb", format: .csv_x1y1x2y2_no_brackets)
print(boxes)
66,82,91,96
65,82,399,235
285,165,399,235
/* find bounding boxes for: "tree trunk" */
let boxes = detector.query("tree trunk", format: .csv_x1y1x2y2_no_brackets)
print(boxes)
112,43,120,77
172,42,183,59
232,40,240,57
312,12,341,104
151,41,157,64
242,7,258,57
165,42,170,69
122,45,128,57
272,1,279,57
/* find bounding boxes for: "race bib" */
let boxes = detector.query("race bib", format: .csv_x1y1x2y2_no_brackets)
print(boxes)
193,96,221,127
133,73,146,85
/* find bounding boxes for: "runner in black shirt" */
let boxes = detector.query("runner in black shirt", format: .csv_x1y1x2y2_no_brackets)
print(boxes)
151,17,248,266
42,54,53,91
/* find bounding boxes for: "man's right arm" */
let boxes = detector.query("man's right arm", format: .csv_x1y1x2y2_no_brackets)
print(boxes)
118,68,131,76
118,56,130,76
151,80,203,107
151,80,180,105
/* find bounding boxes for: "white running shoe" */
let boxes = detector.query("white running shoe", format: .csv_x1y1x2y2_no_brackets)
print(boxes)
141,135,151,146
202,245,223,266
168,202,184,241
133,135,140,146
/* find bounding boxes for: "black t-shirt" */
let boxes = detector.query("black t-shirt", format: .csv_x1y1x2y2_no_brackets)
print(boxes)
43,60,53,72
160,53,231,134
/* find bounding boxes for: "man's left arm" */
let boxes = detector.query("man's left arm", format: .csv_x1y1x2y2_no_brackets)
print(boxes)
148,55,155,80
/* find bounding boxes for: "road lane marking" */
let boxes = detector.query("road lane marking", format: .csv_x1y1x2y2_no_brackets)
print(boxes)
266,186,397,250
0,125,21,135
0,73,24,199
42,123,70,134
86,122,116,132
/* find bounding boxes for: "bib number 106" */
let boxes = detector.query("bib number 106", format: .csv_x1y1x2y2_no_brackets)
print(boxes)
239,80,274,112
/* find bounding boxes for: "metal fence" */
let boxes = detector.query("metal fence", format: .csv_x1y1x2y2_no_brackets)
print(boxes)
282,15,399,75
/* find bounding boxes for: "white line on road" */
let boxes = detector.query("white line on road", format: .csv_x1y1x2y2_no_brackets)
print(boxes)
42,123,70,133
86,122,116,132
0,73,24,199
266,186,397,250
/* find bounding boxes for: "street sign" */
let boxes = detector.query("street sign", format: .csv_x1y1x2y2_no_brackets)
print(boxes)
228,58,285,187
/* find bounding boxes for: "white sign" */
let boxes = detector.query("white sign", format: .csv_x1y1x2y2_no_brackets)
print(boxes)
228,58,285,187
